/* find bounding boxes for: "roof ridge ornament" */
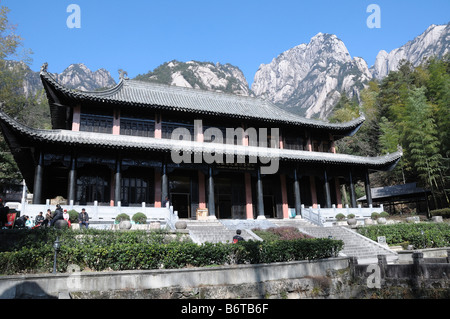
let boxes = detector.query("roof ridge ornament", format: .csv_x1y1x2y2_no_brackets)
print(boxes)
118,69,129,80
40,62,48,73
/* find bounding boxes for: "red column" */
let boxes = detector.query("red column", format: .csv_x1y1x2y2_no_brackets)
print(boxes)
112,108,120,135
335,178,342,208
154,169,161,207
280,174,289,219
245,172,253,219
72,104,81,131
198,171,206,209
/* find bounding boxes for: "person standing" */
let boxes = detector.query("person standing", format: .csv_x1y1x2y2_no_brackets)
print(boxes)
78,208,89,229
50,204,64,226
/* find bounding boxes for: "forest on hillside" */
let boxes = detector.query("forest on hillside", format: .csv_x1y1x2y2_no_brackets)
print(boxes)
330,56,450,210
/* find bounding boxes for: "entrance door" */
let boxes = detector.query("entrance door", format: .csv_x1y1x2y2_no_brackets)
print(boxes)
171,193,190,218
217,194,232,219
263,195,275,218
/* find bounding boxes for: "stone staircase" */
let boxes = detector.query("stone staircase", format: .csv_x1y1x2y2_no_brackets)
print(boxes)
186,219,258,244
185,218,398,264
297,226,398,264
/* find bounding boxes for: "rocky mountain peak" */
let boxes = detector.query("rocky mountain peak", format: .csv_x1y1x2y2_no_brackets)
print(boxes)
251,32,369,119
371,23,449,79
135,60,251,96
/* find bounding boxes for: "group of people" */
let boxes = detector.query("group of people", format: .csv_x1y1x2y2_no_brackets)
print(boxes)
0,201,90,229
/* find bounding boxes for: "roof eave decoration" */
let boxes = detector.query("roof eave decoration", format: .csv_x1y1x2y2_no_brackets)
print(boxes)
39,64,365,135
0,108,402,172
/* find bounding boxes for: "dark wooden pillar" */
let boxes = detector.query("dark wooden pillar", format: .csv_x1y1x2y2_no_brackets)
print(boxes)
349,170,357,208
114,158,121,206
32,151,44,204
324,169,332,208
256,169,265,218
161,162,168,204
293,168,302,217
364,169,373,206
67,156,77,204
207,167,215,218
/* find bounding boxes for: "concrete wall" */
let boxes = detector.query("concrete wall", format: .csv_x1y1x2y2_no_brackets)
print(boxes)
0,257,351,299
1,253,450,299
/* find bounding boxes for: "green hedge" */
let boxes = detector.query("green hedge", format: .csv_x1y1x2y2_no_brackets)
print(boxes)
430,208,450,218
0,228,343,275
357,223,450,249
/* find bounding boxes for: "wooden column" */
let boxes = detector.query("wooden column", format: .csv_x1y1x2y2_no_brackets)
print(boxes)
161,162,168,204
364,169,373,206
67,156,77,204
207,167,216,218
32,151,44,204
310,176,318,208
114,158,121,206
293,168,302,217
256,169,265,219
349,170,357,208
323,169,332,208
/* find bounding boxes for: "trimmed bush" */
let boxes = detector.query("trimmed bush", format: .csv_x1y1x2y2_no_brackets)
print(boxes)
0,228,344,275
347,214,355,219
115,213,130,223
430,208,450,218
132,212,147,224
379,211,389,218
67,209,79,223
371,212,379,220
357,223,450,249
335,213,345,221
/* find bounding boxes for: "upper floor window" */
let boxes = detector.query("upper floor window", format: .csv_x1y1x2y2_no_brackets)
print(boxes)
80,113,113,134
120,117,155,137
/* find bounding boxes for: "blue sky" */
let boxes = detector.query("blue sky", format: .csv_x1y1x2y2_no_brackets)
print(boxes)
3,0,449,85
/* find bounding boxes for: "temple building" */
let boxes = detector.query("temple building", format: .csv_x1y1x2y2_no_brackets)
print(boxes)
0,64,402,220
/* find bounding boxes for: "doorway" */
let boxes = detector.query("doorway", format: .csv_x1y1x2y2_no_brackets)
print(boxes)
171,193,190,218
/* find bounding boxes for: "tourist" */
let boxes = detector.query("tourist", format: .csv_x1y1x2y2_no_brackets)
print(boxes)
163,196,170,208
35,212,45,226
63,209,71,227
44,209,52,227
232,229,245,243
78,208,89,229
0,198,6,228
50,204,64,226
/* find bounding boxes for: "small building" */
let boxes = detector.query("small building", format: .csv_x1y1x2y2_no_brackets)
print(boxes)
0,64,402,220
358,182,431,215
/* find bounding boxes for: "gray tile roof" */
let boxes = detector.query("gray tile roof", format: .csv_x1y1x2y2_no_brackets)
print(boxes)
40,70,365,133
0,109,402,170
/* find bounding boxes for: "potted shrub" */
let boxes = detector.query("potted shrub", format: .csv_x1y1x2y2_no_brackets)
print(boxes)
371,212,379,220
347,213,357,226
335,213,345,221
132,212,147,224
115,213,131,229
377,212,389,225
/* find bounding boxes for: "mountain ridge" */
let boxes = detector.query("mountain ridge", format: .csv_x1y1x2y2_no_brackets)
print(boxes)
19,22,450,120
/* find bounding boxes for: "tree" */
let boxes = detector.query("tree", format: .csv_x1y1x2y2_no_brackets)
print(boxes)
403,87,447,209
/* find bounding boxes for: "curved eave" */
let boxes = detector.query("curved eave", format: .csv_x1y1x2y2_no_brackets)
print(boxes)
0,109,402,172
40,70,365,135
